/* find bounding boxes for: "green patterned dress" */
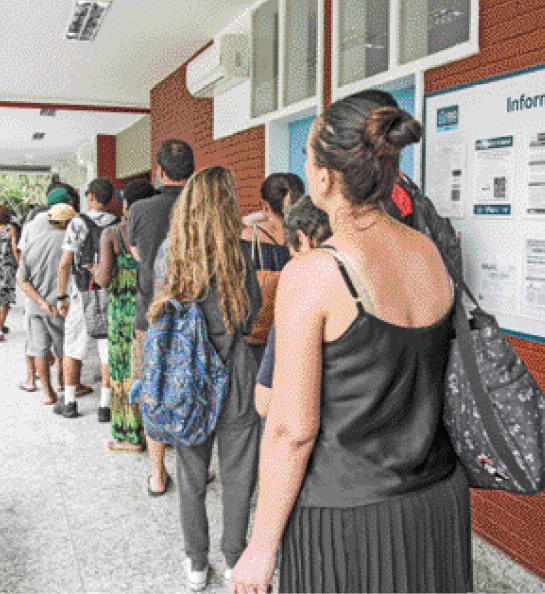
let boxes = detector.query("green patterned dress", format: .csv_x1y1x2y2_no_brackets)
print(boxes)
108,226,144,445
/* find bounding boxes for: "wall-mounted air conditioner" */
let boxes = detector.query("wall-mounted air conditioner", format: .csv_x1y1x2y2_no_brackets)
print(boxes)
187,34,250,98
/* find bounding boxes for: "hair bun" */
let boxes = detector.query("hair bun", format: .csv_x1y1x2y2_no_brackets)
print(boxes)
384,109,422,149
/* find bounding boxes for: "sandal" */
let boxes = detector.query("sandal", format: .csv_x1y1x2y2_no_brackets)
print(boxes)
107,440,144,453
18,382,38,392
147,473,172,497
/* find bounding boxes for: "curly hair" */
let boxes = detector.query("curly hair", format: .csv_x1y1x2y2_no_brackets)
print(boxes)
148,166,251,334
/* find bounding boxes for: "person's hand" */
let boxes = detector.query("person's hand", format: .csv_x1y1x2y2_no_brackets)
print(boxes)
228,543,277,594
57,299,70,317
42,302,57,317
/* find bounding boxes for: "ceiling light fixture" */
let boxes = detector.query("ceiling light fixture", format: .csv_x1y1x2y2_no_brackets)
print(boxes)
32,132,46,140
40,108,57,117
66,1,112,42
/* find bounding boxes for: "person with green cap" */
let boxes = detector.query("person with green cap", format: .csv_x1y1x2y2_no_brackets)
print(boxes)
17,183,82,394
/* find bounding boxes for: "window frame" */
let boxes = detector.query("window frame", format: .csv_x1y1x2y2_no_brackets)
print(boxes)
331,0,479,103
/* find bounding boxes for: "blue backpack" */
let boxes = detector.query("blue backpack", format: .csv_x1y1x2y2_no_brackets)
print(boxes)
129,299,231,446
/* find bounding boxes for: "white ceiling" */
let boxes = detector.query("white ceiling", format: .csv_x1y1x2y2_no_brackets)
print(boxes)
0,0,256,168
0,107,145,167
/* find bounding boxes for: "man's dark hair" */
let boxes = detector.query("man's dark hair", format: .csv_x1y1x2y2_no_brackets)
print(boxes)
87,177,114,206
156,139,195,182
283,195,332,251
123,179,157,209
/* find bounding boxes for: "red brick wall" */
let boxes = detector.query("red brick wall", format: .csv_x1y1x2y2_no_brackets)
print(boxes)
96,134,122,217
150,47,265,217
425,0,545,581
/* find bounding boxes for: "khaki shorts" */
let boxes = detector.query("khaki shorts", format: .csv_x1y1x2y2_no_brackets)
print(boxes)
64,290,109,365
27,313,65,359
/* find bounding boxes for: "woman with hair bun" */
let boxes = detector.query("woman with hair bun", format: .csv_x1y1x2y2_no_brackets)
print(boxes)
231,92,471,594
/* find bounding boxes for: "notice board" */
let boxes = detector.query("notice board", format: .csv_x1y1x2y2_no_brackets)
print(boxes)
423,64,545,341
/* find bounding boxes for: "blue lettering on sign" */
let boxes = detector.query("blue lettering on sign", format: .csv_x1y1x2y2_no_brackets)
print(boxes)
437,105,459,131
474,205,512,215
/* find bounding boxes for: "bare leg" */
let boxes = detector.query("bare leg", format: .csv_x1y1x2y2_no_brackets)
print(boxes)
101,363,110,388
35,356,56,404
20,355,37,390
0,303,10,333
55,355,64,390
147,436,167,492
63,356,80,387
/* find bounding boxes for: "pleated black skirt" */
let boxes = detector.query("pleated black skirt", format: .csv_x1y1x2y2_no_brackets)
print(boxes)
279,463,473,594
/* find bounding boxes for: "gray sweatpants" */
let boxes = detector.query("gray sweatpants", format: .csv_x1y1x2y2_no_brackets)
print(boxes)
176,419,260,569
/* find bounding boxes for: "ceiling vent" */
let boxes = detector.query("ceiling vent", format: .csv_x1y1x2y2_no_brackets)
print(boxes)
32,132,46,140
66,1,112,42
40,108,57,117
187,35,250,98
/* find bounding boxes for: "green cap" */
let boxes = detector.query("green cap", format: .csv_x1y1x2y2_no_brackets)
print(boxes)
47,187,71,207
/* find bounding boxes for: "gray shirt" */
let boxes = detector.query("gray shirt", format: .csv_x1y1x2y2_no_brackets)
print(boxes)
17,225,66,316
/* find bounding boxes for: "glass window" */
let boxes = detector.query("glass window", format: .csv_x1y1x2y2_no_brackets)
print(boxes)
399,0,470,65
338,0,389,87
284,0,318,107
251,0,280,118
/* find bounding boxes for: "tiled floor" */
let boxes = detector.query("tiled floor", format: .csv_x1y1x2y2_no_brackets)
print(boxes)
1,302,544,593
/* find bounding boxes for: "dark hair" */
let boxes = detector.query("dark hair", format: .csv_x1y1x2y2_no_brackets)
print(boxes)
0,207,12,225
156,139,195,182
283,173,306,211
260,173,295,217
47,181,80,212
284,195,332,251
87,178,114,206
123,179,156,209
311,91,421,208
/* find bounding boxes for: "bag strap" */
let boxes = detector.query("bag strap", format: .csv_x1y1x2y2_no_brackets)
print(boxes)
115,225,129,257
400,176,481,310
255,225,279,244
251,225,265,270
317,245,374,316
452,293,534,491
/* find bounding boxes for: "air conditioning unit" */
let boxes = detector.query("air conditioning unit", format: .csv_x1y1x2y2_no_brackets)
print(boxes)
187,34,250,98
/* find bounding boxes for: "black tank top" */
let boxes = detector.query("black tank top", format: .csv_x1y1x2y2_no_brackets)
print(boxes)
298,247,458,508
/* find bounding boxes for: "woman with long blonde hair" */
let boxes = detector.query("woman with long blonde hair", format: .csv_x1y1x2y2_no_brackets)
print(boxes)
150,166,262,593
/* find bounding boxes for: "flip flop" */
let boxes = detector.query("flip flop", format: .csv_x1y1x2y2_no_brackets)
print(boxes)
147,473,172,497
207,470,216,484
18,382,38,392
107,440,144,453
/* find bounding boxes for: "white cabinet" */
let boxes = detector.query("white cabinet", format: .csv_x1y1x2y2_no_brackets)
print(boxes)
284,0,318,107
251,0,319,120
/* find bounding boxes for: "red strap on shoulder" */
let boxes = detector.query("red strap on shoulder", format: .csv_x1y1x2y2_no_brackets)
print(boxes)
391,183,413,217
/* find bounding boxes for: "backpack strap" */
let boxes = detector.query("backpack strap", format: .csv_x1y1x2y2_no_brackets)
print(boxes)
255,225,279,244
318,245,373,317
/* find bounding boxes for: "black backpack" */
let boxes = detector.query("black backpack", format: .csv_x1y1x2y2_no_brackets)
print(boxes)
72,213,119,291
384,173,463,281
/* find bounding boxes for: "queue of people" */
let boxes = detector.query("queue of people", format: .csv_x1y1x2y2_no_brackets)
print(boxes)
5,88,473,594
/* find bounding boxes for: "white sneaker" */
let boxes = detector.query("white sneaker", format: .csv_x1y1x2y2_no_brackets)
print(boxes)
184,559,209,592
224,568,232,583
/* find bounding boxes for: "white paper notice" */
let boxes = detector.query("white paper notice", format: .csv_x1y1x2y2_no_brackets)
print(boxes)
473,136,515,216
526,132,545,218
523,239,545,315
426,135,466,218
477,261,517,314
